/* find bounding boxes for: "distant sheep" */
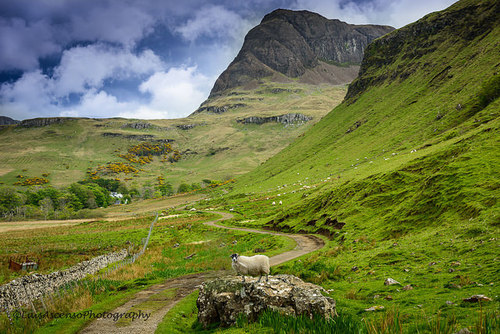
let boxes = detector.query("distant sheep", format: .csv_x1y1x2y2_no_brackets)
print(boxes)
230,253,270,283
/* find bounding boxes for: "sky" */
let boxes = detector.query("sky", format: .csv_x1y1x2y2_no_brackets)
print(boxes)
0,0,458,120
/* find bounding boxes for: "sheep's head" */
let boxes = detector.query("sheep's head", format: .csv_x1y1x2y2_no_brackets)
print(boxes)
230,253,239,262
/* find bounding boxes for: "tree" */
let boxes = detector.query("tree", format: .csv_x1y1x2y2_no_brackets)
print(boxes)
39,197,53,220
158,182,174,196
177,183,191,193
0,187,25,218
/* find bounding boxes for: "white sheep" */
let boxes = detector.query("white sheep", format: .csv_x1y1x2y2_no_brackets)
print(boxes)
230,253,270,283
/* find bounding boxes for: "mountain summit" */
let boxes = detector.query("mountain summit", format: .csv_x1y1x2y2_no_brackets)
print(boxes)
209,9,394,97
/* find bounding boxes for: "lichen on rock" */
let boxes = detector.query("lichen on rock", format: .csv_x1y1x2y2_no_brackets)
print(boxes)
197,274,336,328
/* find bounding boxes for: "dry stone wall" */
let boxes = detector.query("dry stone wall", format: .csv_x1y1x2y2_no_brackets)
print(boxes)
0,249,127,312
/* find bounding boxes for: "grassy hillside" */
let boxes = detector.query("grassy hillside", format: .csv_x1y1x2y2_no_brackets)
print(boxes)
236,0,499,192
0,82,346,191
202,0,500,330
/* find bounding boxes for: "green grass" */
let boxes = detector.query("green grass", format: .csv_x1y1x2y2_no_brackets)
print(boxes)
32,282,141,334
193,0,500,331
1,211,296,333
0,82,346,191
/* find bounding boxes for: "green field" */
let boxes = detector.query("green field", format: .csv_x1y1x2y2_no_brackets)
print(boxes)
0,211,295,333
1,0,499,333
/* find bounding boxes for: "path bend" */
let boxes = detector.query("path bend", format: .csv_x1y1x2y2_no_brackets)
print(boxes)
80,211,325,334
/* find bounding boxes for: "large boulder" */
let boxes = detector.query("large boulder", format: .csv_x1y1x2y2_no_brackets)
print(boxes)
197,274,336,327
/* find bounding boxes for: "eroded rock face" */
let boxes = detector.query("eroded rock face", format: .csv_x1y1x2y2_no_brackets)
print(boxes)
197,274,336,328
210,9,394,96
236,113,312,125
0,116,20,125
19,117,71,127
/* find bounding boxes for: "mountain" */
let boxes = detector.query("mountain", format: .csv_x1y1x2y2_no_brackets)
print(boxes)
207,9,394,98
220,0,499,327
0,116,19,125
234,0,499,235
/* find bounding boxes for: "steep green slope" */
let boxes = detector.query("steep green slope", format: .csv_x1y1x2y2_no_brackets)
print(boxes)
238,0,499,192
213,1,499,329
235,0,499,222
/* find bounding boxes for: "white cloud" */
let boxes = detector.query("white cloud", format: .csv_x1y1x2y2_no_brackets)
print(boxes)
53,44,163,97
291,0,458,28
175,5,252,42
0,62,213,120
60,90,137,118
0,18,60,71
0,0,159,71
0,70,57,119
137,66,213,118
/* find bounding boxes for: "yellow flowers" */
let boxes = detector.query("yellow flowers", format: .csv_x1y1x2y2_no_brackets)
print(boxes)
98,162,139,175
157,176,165,185
207,179,236,188
14,176,49,186
119,142,181,164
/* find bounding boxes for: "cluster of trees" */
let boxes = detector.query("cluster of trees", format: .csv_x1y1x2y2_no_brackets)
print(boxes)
0,175,234,220
0,179,132,220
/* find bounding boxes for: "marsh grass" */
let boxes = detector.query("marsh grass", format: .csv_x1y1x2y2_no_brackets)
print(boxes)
0,212,216,284
0,279,109,334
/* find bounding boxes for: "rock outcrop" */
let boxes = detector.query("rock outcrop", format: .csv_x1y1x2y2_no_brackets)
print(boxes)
0,116,20,125
197,274,336,328
121,122,154,130
193,103,247,115
101,132,174,142
19,117,72,128
210,9,394,97
176,123,206,130
236,113,312,125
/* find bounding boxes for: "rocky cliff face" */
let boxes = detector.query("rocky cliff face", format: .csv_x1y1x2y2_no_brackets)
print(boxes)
236,113,312,125
210,9,394,97
0,116,19,125
19,117,72,127
345,0,500,102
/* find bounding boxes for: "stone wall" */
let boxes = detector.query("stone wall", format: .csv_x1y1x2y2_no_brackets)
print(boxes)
0,249,127,312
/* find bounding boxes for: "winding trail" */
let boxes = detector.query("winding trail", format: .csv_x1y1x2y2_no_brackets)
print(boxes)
80,211,324,334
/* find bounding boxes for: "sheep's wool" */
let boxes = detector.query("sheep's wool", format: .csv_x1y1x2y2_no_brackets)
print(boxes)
232,255,270,279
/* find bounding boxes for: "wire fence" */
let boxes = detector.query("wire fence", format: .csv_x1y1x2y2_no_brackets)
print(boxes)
1,212,159,319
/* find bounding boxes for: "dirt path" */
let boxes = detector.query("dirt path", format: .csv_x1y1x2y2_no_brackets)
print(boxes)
80,211,325,334
0,217,136,233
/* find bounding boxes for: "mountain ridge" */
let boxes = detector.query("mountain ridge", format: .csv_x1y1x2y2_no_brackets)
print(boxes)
208,9,394,98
